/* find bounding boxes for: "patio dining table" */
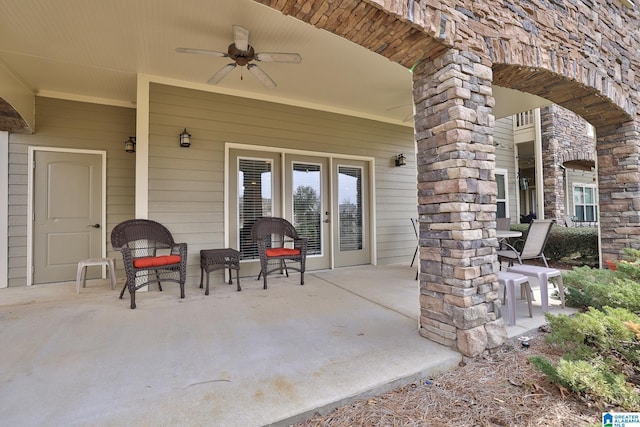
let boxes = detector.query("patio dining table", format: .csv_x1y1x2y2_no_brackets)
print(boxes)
496,230,522,250
496,230,522,240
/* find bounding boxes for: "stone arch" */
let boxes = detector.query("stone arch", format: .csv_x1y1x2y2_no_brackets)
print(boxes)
0,97,32,134
493,64,633,130
256,0,637,127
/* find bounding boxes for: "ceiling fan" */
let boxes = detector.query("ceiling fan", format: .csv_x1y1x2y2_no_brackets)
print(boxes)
175,25,302,89
386,104,414,122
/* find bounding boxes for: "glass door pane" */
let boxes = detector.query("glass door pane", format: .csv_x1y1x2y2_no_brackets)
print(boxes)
333,159,370,267
292,163,322,255
285,154,330,271
338,166,363,251
238,158,273,260
228,149,281,279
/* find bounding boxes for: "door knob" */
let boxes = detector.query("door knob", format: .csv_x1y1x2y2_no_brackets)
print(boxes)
89,224,100,228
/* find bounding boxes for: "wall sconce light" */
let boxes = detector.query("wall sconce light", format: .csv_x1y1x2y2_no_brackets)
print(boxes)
179,128,191,148
519,176,529,191
124,136,136,153
395,153,407,167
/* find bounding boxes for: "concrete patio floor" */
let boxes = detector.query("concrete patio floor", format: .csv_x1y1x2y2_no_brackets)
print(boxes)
0,264,574,426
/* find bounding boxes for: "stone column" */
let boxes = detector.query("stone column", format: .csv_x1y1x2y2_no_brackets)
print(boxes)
413,49,507,357
597,122,640,262
540,106,565,223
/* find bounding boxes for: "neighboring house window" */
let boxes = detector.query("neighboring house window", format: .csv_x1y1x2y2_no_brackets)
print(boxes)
573,184,598,222
496,169,508,218
586,123,595,138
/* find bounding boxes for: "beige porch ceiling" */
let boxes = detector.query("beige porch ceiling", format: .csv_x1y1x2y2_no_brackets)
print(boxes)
0,0,550,129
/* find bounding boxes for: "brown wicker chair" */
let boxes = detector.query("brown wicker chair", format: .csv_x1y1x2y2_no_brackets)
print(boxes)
251,217,308,289
111,219,187,309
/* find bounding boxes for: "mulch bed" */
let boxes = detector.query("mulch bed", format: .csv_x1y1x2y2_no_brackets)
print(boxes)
293,329,602,427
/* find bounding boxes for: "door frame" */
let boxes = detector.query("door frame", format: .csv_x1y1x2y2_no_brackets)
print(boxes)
224,142,377,270
26,147,107,286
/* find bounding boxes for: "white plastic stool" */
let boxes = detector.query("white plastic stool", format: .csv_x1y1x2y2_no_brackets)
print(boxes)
497,271,532,326
76,258,116,293
507,264,565,312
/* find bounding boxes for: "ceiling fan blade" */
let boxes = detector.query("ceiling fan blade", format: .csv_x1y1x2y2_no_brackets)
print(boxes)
386,104,412,112
175,47,227,57
207,63,237,85
232,25,250,51
255,52,302,63
247,64,277,89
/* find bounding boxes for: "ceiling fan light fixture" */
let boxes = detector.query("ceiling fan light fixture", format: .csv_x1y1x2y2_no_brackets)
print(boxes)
175,25,301,89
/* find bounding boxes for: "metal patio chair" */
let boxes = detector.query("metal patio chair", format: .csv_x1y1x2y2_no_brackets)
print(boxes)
497,219,554,269
411,218,419,280
111,219,187,309
251,217,308,289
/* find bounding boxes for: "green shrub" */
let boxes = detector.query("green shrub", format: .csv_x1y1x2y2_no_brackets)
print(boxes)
531,308,640,411
531,355,640,411
510,223,598,267
544,308,640,363
563,267,640,312
563,249,640,311
531,249,640,412
554,358,640,410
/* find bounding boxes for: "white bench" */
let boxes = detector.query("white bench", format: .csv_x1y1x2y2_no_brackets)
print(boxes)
76,258,116,293
497,271,532,326
507,264,565,312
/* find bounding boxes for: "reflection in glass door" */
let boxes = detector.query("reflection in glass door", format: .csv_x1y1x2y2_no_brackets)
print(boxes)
338,166,363,251
285,155,330,271
292,163,322,255
333,160,370,267
228,149,281,278
238,158,273,260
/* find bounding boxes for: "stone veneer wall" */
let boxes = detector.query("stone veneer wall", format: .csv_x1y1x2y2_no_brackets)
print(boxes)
540,105,596,223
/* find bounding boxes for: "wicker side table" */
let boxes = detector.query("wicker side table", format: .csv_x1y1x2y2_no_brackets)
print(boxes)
199,248,241,295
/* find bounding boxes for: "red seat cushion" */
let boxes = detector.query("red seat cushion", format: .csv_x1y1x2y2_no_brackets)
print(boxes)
265,248,301,257
133,255,182,268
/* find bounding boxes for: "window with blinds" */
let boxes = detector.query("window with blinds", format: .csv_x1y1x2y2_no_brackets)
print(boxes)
238,158,272,260
338,166,363,251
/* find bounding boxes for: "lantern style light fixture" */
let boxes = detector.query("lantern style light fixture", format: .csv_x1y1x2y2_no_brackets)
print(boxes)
179,128,191,148
395,153,406,167
124,136,136,153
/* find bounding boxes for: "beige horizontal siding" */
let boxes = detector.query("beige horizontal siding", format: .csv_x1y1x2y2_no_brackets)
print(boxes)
494,115,517,220
148,83,416,279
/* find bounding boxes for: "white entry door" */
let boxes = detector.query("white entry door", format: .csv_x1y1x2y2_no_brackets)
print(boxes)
32,150,103,284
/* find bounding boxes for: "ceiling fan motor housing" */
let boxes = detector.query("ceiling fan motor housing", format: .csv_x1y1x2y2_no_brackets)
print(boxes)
228,43,255,66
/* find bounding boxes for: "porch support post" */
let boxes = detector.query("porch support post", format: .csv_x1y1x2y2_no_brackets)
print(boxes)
597,121,640,263
413,48,507,357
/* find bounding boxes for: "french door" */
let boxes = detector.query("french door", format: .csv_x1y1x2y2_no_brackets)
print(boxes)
228,148,371,275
